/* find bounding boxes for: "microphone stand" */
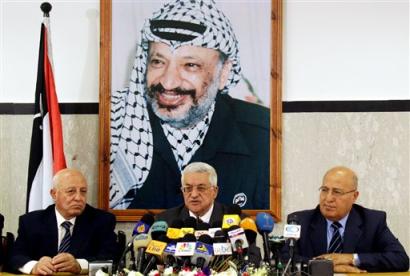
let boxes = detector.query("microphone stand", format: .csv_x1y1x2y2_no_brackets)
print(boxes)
129,247,137,270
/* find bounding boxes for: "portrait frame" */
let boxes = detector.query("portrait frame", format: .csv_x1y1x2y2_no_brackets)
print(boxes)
98,0,282,222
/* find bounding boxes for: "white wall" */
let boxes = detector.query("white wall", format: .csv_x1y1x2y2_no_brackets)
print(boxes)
1,0,99,103
284,0,409,101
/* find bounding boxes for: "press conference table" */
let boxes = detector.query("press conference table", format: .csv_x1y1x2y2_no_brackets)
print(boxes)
336,273,410,276
1,272,409,275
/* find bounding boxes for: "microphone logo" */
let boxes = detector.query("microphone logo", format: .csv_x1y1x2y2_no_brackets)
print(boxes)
136,224,147,233
146,240,167,256
175,242,196,256
284,224,301,239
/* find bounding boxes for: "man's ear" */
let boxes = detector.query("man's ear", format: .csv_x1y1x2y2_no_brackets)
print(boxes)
50,188,56,201
218,61,232,90
213,186,219,199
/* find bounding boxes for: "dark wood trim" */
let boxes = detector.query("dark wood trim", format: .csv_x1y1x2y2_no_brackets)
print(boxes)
0,103,98,114
283,100,410,113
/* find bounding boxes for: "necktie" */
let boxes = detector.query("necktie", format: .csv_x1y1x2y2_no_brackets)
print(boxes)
59,221,72,253
328,221,343,253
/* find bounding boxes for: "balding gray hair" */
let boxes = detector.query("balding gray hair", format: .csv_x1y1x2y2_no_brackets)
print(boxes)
181,162,218,187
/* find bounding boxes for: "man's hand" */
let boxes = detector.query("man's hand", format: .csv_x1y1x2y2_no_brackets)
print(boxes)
334,264,367,273
31,256,55,275
316,253,354,265
315,253,367,273
51,253,81,274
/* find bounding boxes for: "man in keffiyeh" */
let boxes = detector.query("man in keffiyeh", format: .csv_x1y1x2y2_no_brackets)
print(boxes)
110,0,270,210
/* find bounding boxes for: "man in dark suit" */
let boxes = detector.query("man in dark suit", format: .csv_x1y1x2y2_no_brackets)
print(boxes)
286,166,409,273
10,169,117,275
156,162,227,225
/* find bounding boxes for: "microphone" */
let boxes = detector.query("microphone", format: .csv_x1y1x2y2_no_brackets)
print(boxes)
284,214,301,273
227,225,249,263
175,233,197,268
195,222,210,239
132,213,155,236
118,213,155,272
222,205,241,230
142,234,168,275
240,217,258,245
167,219,183,240
269,235,286,270
180,217,196,237
255,212,275,262
212,230,231,254
163,241,178,268
208,220,222,238
149,220,168,240
191,234,214,269
133,233,151,272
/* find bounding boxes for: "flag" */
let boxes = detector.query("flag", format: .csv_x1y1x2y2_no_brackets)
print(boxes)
26,15,66,212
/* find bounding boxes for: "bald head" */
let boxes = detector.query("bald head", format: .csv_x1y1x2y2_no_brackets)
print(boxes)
323,166,358,190
53,168,87,189
51,168,88,219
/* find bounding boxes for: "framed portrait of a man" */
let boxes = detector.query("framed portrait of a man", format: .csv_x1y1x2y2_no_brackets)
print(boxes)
98,0,282,221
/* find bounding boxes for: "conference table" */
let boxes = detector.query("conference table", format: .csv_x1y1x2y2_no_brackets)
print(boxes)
337,273,410,276
1,272,409,275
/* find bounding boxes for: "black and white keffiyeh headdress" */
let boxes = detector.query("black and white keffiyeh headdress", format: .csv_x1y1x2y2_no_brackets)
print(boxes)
110,0,241,209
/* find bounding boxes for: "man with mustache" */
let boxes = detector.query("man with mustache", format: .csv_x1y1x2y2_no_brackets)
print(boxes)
110,0,270,210
284,166,409,273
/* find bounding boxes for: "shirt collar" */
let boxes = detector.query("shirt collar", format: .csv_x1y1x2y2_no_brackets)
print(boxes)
326,213,349,231
189,203,214,224
55,207,76,226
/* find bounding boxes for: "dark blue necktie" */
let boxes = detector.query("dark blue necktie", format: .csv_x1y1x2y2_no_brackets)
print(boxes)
58,221,72,253
328,221,343,253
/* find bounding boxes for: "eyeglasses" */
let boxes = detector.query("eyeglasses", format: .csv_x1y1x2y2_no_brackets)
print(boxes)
318,186,356,198
181,184,213,194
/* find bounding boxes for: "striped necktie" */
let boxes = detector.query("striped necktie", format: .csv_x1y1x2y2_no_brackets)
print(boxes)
59,221,72,253
328,221,343,253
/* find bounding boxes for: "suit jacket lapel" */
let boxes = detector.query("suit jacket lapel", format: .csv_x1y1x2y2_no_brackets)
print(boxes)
70,205,91,255
309,210,328,256
209,202,224,225
343,206,363,253
179,206,191,222
45,206,59,255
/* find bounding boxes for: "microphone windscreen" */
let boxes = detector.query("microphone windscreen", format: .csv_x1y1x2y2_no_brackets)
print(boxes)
213,230,227,243
227,225,240,234
197,222,210,231
181,233,197,242
141,213,155,226
240,217,258,233
150,221,169,240
133,233,151,250
197,234,213,245
255,212,275,233
170,219,184,228
287,214,299,224
226,204,242,215
184,217,197,229
240,218,258,244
